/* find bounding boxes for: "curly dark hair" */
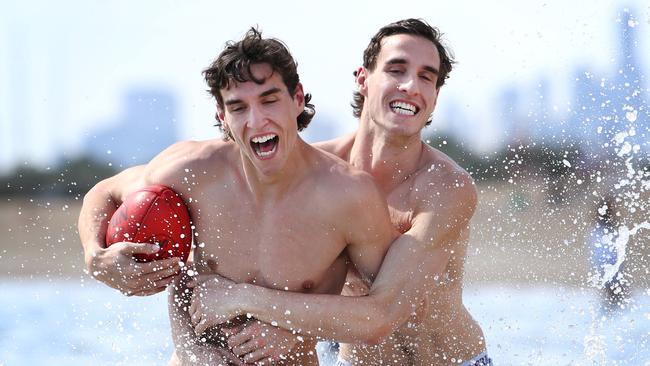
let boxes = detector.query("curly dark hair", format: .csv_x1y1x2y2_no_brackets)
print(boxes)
352,19,455,124
203,27,315,140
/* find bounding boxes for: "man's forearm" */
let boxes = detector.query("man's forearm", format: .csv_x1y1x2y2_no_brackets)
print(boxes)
169,280,230,365
235,284,401,345
229,230,455,345
78,181,119,268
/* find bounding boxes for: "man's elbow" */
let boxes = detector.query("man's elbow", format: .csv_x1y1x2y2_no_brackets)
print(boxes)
363,324,392,346
81,178,112,207
361,307,400,345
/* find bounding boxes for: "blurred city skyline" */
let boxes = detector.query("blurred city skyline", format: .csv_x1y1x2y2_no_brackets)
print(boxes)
1,0,649,171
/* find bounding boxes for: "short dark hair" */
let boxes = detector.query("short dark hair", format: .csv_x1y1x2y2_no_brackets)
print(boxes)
203,27,315,140
352,18,455,122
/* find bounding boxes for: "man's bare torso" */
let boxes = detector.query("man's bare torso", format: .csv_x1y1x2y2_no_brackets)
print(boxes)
151,139,375,365
317,134,485,365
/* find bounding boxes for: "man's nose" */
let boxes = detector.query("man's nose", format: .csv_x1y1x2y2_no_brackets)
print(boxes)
247,106,267,129
397,75,420,96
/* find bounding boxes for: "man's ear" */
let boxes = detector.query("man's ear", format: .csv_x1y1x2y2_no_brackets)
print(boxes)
293,82,305,110
355,67,369,97
216,103,225,122
216,104,232,140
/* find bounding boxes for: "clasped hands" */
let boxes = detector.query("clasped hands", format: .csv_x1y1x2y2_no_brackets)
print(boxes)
186,265,300,364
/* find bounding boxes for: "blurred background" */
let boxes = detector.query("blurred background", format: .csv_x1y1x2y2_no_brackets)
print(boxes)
1,0,649,364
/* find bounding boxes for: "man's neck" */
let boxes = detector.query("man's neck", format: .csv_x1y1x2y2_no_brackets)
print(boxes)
241,139,310,203
349,117,424,192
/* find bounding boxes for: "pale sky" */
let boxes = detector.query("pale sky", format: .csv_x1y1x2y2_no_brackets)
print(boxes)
1,0,648,170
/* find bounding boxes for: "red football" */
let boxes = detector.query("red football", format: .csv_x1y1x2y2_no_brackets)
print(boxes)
106,185,192,262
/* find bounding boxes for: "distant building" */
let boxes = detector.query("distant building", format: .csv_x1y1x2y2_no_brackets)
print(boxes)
570,8,648,160
499,85,527,145
84,88,179,168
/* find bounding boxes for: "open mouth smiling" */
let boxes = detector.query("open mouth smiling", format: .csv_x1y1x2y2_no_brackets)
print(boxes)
389,101,419,116
250,133,279,158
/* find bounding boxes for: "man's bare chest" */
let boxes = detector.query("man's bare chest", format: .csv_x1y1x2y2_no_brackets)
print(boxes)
187,197,349,292
386,183,416,234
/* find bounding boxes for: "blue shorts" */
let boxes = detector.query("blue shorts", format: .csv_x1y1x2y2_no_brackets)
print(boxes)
460,351,493,366
334,356,351,366
335,351,493,366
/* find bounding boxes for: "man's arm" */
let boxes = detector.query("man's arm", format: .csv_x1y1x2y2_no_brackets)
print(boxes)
78,140,212,295
168,275,241,365
78,166,141,257
341,172,398,284
312,133,355,160
193,170,477,344
79,166,180,296
78,165,181,296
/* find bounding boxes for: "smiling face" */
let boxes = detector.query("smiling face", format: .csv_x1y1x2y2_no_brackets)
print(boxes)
218,63,305,177
357,34,441,137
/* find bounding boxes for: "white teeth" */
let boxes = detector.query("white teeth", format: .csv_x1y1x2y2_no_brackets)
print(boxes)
251,134,277,143
251,133,278,158
390,101,417,115
258,148,276,157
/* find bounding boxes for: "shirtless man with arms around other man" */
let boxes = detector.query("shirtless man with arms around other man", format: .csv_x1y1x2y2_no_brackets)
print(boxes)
189,19,492,366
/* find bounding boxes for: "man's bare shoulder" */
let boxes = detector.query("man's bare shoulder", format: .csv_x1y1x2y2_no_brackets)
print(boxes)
311,145,372,183
313,133,356,159
94,140,235,202
411,144,477,210
144,139,237,186
151,139,234,165
307,145,382,206
306,145,394,247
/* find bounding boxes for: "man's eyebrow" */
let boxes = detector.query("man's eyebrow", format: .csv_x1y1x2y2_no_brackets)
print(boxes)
422,65,439,75
224,98,243,106
386,58,408,66
224,87,282,106
386,58,439,75
259,87,282,98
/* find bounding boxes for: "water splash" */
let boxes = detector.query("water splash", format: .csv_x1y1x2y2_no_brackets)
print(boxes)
584,323,607,364
590,221,650,288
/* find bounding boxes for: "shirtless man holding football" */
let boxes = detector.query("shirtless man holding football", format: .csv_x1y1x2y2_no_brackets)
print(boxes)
78,28,396,365
79,19,491,366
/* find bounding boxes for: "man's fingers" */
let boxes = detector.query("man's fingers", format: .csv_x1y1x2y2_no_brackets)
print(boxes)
144,276,176,290
256,356,279,366
195,318,209,335
131,286,167,297
233,337,266,357
216,349,247,366
123,272,176,293
140,264,181,282
188,298,197,316
140,257,181,275
119,242,160,255
226,326,252,348
243,346,270,363
222,324,245,337
190,308,201,327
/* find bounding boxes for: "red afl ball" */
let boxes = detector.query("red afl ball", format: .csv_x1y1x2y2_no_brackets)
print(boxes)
106,185,192,262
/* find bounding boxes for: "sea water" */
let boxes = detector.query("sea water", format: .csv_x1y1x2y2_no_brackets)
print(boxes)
0,280,648,365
